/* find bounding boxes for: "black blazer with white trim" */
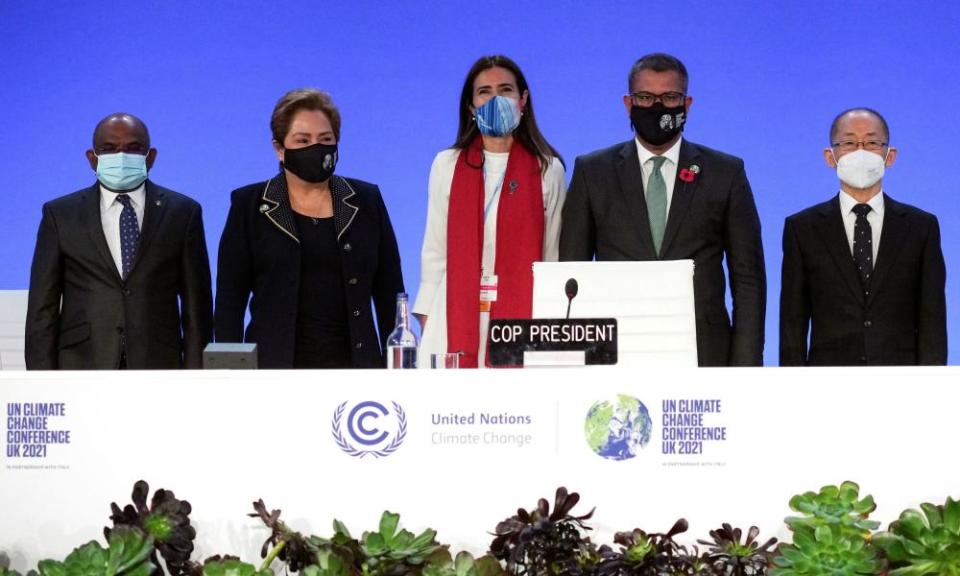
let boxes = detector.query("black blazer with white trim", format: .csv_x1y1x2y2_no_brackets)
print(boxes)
214,174,404,368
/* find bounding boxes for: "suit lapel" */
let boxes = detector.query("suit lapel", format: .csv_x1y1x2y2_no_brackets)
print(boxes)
867,195,909,303
81,184,122,283
615,140,656,258
815,197,864,304
260,174,300,243
330,176,360,241
127,180,168,276
659,140,701,258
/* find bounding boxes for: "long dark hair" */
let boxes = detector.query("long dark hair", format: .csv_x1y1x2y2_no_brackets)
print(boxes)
453,55,563,173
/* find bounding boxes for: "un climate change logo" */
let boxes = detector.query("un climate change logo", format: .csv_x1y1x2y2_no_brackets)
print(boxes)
584,394,652,461
332,401,406,458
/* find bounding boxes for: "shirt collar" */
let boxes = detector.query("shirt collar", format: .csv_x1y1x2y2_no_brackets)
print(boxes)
99,183,146,212
838,189,885,217
636,135,683,167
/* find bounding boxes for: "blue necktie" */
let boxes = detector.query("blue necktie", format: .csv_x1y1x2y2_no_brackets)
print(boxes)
852,203,873,288
116,194,140,278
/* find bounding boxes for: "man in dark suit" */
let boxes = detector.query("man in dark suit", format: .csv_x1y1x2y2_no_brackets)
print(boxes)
25,113,213,369
559,53,766,366
780,108,946,366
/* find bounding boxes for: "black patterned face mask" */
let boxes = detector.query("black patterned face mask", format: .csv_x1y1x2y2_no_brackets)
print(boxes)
631,102,686,146
282,142,338,183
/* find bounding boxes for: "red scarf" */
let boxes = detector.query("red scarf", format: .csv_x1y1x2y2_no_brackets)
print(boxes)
447,137,544,367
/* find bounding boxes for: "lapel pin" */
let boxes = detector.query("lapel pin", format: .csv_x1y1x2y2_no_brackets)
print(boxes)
509,180,518,194
259,203,270,213
155,200,162,206
679,164,699,183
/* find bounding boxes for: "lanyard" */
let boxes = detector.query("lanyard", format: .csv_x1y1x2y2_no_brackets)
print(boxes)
483,164,506,222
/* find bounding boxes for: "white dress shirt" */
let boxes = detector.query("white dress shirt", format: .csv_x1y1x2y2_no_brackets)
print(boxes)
100,184,146,276
636,136,682,214
838,189,884,263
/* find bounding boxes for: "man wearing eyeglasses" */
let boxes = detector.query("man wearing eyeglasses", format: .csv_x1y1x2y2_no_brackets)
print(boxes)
25,112,213,369
779,108,946,366
560,52,765,366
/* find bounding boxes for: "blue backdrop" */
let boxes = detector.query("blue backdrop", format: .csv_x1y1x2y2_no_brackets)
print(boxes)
2,1,957,365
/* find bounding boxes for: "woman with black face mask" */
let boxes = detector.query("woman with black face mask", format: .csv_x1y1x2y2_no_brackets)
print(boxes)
214,88,404,368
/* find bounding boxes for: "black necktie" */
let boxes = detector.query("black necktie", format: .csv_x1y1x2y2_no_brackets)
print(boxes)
852,203,873,287
116,194,140,279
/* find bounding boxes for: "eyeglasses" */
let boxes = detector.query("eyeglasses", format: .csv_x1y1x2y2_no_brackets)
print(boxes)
832,140,888,152
629,91,686,108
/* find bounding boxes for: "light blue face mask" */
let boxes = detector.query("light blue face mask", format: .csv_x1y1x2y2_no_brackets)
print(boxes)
474,95,521,137
95,152,148,191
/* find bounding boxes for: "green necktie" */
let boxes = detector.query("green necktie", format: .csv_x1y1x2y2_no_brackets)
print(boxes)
646,156,668,255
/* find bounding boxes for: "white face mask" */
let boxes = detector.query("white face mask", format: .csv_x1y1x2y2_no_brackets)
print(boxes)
835,148,887,190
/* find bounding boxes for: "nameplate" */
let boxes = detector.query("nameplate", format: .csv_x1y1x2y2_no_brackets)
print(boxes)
487,318,617,367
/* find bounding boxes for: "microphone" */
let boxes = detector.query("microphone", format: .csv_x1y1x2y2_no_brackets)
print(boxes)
565,278,578,320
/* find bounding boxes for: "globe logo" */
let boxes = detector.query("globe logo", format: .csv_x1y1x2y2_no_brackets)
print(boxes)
584,395,652,460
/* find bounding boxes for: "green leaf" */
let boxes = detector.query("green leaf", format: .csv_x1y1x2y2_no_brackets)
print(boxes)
896,510,929,540
473,556,504,576
451,552,473,576
332,519,352,540
379,512,400,544
363,533,385,554
944,497,960,535
37,561,65,576
919,503,943,530
106,526,154,576
64,541,109,576
410,529,438,550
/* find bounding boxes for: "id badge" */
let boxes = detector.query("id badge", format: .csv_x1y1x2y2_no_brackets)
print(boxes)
479,274,498,313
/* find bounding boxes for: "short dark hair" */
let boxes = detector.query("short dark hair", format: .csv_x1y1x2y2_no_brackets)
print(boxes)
829,107,890,144
627,53,689,92
92,112,150,148
271,88,341,144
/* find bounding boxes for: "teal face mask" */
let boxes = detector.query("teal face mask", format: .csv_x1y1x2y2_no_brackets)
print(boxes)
95,152,148,191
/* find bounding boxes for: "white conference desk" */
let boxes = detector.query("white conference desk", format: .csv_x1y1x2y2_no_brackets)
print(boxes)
1,367,957,572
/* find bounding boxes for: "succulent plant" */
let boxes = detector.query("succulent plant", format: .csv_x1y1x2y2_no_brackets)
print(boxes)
357,510,448,576
420,552,507,576
770,524,882,576
872,496,960,575
697,523,776,575
784,482,879,539
106,481,196,576
249,499,317,573
772,482,883,576
489,487,596,576
38,526,155,576
197,559,272,576
596,519,696,576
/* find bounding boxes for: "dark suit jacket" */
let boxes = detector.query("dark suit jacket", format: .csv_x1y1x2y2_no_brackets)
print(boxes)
25,181,213,369
214,174,404,368
780,194,946,366
559,138,766,366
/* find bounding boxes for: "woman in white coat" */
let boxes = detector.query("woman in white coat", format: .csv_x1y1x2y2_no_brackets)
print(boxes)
413,55,565,368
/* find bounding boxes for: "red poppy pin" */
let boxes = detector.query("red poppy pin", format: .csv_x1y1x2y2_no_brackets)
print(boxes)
679,164,699,183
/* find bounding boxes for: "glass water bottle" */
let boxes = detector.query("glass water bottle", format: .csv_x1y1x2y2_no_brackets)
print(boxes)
386,293,418,369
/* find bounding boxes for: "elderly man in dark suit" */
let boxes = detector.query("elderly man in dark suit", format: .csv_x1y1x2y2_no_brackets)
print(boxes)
780,108,946,366
25,113,212,369
559,53,766,366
